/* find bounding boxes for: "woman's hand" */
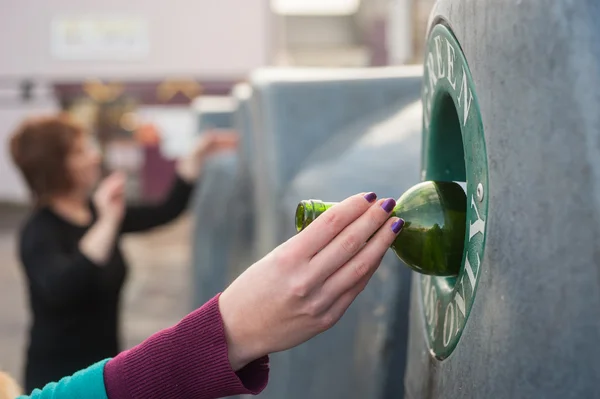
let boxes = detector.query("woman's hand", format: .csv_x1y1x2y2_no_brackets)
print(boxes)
176,131,239,183
93,172,126,225
81,172,126,265
219,193,404,370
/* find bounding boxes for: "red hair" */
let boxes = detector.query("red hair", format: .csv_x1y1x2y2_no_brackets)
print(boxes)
9,114,84,204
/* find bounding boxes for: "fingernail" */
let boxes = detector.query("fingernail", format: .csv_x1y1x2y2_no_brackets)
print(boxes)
364,192,377,203
381,198,396,213
392,218,405,234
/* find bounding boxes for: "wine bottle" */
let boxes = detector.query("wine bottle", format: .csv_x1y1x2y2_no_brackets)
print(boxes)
295,181,466,276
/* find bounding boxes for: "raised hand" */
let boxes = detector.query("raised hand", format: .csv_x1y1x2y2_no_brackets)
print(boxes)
176,131,239,182
93,172,126,224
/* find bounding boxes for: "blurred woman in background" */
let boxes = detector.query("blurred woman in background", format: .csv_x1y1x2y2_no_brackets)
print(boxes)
9,114,237,393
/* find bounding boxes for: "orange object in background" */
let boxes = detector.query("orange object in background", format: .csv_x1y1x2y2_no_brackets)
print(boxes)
134,123,161,146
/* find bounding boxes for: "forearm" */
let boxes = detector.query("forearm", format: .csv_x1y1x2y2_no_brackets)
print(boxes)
175,154,201,184
104,294,269,399
79,217,120,265
120,176,194,233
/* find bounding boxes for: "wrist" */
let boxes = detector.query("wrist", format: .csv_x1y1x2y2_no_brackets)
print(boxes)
97,212,122,228
218,291,266,371
176,156,200,183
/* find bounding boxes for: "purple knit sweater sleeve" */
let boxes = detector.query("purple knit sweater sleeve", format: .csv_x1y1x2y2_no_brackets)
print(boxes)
103,294,269,399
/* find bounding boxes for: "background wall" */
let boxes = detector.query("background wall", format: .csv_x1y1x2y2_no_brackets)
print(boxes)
0,0,271,203
0,0,270,80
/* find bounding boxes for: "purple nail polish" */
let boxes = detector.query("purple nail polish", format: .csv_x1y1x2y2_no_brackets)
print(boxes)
392,218,405,234
364,192,377,203
381,198,396,213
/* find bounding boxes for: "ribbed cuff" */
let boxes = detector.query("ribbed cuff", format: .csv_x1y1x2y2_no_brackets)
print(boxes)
104,294,269,399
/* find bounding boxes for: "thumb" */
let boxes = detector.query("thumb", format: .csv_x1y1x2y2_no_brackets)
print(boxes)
106,171,126,185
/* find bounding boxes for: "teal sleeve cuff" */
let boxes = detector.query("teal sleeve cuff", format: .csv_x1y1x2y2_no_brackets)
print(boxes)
18,359,110,399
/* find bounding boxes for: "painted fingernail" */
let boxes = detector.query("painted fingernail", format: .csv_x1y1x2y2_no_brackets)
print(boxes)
381,198,396,213
364,192,377,203
392,218,405,234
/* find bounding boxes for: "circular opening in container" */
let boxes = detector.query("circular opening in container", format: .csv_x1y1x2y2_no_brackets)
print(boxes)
426,92,467,278
426,92,466,183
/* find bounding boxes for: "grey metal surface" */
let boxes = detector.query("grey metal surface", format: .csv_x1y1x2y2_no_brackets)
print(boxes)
225,84,259,283
404,2,600,398
249,67,424,260
190,95,238,309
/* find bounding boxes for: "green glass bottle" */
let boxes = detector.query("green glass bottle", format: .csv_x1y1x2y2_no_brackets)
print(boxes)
295,181,466,276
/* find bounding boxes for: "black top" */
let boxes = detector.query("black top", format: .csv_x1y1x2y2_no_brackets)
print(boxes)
18,176,194,393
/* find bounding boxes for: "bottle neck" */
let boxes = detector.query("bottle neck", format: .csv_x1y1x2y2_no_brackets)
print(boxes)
295,200,338,232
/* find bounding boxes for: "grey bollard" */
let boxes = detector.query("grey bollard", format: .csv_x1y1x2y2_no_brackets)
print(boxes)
190,96,238,309
403,2,600,399
224,83,259,283
232,84,255,169
191,152,238,309
277,98,422,399
248,67,423,261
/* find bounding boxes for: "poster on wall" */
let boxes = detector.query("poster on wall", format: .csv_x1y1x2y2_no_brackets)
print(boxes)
51,15,150,60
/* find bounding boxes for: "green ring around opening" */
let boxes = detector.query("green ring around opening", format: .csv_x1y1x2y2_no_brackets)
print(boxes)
419,22,489,360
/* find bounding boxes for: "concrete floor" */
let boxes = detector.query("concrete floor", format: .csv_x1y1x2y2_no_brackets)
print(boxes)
0,205,192,385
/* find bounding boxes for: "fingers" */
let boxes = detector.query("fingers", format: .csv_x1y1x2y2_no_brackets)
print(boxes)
315,263,378,332
104,172,126,193
308,197,397,283
321,217,404,301
213,132,239,147
320,289,359,331
96,172,126,203
102,171,125,186
200,131,239,152
319,255,381,330
287,193,377,258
